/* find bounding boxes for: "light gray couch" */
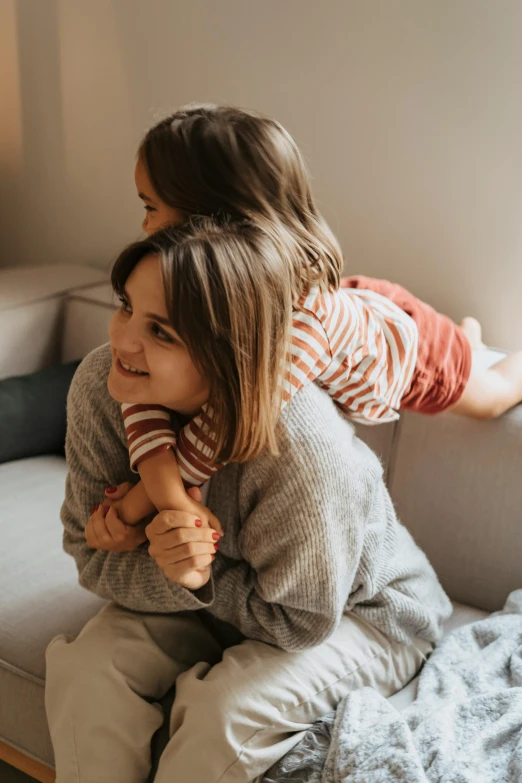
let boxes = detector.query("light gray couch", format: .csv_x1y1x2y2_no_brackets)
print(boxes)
1,269,521,782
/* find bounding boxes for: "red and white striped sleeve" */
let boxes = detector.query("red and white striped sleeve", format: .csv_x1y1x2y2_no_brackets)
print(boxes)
287,287,418,424
122,402,223,486
121,403,177,472
175,405,222,487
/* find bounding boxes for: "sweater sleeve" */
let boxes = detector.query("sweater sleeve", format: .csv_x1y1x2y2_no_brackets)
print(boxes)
61,354,210,613
198,412,376,651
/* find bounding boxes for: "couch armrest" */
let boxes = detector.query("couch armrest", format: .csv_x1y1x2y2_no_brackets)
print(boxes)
0,265,106,380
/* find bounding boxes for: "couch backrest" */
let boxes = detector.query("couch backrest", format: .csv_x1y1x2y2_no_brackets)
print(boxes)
61,283,116,362
356,404,522,613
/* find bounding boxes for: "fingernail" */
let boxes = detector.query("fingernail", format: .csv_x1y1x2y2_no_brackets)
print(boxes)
91,505,99,514
214,543,219,550
195,519,202,527
212,532,220,540
105,486,117,494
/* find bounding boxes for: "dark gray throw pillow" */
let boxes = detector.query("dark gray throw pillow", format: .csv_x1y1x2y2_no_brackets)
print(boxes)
0,361,81,464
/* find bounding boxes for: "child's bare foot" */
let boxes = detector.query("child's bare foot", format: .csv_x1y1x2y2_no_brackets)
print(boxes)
459,317,486,350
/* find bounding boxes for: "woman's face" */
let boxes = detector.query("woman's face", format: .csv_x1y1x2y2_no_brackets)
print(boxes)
108,253,209,414
135,157,185,236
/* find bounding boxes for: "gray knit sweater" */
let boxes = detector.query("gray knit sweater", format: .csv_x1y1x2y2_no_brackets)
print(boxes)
62,344,451,651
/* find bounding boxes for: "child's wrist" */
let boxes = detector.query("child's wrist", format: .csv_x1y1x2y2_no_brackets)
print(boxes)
157,492,192,513
118,494,155,526
116,504,141,526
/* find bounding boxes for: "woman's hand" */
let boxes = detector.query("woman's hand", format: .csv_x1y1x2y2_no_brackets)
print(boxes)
146,488,222,590
165,490,223,535
85,484,148,552
103,481,156,527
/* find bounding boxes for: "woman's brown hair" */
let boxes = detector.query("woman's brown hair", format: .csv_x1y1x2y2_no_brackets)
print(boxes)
112,217,292,463
139,104,343,298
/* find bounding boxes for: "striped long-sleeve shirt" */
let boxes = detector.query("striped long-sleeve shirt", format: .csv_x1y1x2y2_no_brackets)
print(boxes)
122,286,418,486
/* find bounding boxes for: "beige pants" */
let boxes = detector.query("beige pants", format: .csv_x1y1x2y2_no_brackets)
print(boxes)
45,603,431,783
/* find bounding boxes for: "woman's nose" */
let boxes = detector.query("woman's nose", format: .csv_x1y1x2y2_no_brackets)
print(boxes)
141,215,148,233
109,314,142,354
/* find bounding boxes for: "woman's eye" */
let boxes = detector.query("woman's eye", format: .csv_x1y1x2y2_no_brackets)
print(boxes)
150,322,174,343
144,205,156,213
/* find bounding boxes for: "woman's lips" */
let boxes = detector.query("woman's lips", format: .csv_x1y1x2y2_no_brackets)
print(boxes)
115,357,149,378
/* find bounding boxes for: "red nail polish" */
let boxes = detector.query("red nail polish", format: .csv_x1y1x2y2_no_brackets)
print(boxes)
212,532,220,540
91,504,99,514
214,543,219,550
105,486,117,494
195,519,202,527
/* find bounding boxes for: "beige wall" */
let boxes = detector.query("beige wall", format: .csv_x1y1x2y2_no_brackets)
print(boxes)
2,0,522,348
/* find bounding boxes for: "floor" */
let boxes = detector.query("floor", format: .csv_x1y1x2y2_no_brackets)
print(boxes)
0,760,38,782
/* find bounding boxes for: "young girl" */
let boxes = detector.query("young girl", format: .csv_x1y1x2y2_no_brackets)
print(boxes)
106,103,522,530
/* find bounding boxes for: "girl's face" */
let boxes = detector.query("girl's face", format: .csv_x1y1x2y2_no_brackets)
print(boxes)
135,157,185,236
108,253,209,413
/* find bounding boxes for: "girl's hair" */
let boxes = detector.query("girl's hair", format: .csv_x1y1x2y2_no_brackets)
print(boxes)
139,103,343,297
112,217,292,463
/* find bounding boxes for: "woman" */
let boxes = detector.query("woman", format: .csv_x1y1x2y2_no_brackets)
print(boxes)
45,219,451,783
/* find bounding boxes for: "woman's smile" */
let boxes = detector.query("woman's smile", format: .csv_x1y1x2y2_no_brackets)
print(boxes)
114,354,149,378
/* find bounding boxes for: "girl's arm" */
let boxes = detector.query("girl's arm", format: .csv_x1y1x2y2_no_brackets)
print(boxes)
119,402,224,530
118,403,189,524
106,479,156,525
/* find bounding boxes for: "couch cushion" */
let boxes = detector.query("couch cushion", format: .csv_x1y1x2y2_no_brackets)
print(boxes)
0,456,105,765
388,602,488,711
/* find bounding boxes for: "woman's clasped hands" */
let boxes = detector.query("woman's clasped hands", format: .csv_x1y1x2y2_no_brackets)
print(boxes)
85,483,222,589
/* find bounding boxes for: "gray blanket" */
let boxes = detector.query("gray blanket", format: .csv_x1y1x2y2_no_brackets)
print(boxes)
263,590,522,783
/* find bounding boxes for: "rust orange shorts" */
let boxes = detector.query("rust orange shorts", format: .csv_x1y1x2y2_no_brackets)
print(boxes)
341,275,472,414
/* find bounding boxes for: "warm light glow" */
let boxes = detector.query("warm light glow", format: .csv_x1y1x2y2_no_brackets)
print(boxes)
0,0,23,171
